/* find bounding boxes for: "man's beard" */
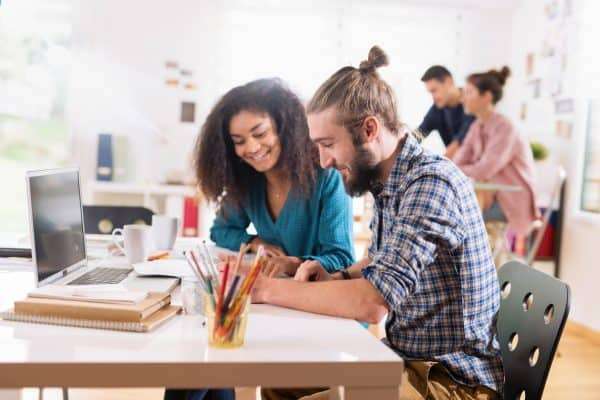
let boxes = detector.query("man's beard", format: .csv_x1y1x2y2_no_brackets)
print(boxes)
342,145,382,197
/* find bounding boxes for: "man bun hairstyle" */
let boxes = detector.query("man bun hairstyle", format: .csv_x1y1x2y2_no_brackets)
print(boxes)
358,46,389,74
307,45,402,142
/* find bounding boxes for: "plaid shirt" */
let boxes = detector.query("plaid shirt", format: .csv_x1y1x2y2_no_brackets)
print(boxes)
363,134,504,393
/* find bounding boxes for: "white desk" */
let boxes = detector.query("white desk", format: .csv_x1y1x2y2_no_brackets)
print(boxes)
0,267,403,399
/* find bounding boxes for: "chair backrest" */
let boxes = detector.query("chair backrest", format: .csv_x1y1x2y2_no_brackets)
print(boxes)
82,205,154,234
496,261,570,400
526,166,567,266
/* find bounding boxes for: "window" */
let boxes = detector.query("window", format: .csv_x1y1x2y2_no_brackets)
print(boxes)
225,3,341,101
581,100,600,212
579,0,600,213
0,0,72,233
225,1,463,125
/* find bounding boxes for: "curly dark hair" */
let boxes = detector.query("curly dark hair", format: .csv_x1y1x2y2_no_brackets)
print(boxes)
194,78,319,209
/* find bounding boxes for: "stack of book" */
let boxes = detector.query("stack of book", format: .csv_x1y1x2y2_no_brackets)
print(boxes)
0,286,180,333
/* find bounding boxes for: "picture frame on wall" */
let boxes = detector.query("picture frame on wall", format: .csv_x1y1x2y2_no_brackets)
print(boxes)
526,53,535,77
180,102,196,123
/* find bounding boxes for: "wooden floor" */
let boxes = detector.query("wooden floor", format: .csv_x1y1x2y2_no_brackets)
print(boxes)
542,322,600,400
21,321,600,400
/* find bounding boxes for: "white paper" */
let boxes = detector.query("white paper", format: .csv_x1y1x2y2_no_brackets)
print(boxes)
133,259,196,278
29,284,148,304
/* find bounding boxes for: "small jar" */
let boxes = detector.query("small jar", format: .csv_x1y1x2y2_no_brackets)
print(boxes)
181,276,205,315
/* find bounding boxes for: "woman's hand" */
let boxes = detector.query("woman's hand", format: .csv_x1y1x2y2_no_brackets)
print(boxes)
262,256,303,278
294,260,331,282
217,254,252,274
248,237,286,258
251,273,269,303
475,189,496,211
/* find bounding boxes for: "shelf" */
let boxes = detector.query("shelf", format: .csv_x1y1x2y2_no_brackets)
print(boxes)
88,181,197,197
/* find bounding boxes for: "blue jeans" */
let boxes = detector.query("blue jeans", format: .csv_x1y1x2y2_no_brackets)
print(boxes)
482,202,507,222
164,389,235,400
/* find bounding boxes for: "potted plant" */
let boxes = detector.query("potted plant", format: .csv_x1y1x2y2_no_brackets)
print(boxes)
530,141,549,161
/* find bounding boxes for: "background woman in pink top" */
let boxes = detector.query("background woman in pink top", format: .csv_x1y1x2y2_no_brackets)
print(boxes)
453,66,539,235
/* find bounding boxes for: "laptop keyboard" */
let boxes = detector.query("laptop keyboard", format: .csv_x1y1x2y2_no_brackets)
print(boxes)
67,267,132,285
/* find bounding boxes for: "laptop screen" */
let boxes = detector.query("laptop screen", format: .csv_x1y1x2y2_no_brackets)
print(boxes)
27,169,86,284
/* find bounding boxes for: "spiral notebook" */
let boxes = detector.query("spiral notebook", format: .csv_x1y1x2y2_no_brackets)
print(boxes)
0,305,181,333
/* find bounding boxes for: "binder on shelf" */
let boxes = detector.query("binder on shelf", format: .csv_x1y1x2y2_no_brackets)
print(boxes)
182,196,199,237
96,133,114,181
113,134,133,182
165,195,185,236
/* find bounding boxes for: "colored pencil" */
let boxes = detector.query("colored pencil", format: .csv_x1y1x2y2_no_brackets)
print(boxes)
221,243,248,310
189,249,216,310
217,246,266,336
223,275,241,312
220,258,231,304
184,250,207,285
201,241,220,279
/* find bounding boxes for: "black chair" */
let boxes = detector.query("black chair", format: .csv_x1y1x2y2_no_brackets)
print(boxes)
82,205,154,234
497,261,570,400
524,167,566,277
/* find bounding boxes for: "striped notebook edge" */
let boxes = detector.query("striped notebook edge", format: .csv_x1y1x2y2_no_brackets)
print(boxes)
0,305,181,333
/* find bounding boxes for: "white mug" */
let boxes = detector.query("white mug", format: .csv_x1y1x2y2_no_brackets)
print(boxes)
152,215,179,250
112,224,153,264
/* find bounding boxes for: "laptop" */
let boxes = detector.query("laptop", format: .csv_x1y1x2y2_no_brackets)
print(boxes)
25,168,178,293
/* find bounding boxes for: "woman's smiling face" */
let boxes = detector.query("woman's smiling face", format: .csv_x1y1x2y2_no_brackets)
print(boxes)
229,110,282,173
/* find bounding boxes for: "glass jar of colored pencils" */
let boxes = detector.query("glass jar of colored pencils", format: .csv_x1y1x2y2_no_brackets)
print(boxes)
205,293,250,348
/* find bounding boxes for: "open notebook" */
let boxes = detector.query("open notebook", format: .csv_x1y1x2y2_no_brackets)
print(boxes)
0,305,181,333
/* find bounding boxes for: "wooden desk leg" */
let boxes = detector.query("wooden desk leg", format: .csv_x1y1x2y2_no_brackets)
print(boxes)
342,386,398,399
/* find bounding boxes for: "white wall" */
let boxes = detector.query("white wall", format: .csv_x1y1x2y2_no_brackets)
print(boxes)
505,0,600,331
558,0,600,331
68,0,231,187
67,0,513,189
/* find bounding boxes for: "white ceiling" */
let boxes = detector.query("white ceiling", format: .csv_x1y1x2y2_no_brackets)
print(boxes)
390,0,522,11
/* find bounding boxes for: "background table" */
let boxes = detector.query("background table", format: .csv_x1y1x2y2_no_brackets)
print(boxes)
473,181,522,211
473,182,523,193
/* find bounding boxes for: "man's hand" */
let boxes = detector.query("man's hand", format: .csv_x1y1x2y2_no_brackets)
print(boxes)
248,237,286,258
294,260,331,282
262,256,303,278
444,139,460,159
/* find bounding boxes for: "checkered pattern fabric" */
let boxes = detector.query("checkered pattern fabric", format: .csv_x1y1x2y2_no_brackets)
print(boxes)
363,134,504,393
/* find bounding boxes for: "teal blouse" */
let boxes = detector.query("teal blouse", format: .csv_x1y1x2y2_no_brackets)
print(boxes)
210,168,355,272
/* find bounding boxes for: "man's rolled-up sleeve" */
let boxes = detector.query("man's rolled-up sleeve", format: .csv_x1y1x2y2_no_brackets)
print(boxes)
362,175,465,309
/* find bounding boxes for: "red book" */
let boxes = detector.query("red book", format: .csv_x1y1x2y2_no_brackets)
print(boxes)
182,196,198,237
535,225,555,259
514,234,527,257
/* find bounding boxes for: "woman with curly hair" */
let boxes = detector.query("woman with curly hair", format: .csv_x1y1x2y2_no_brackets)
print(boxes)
197,78,354,278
